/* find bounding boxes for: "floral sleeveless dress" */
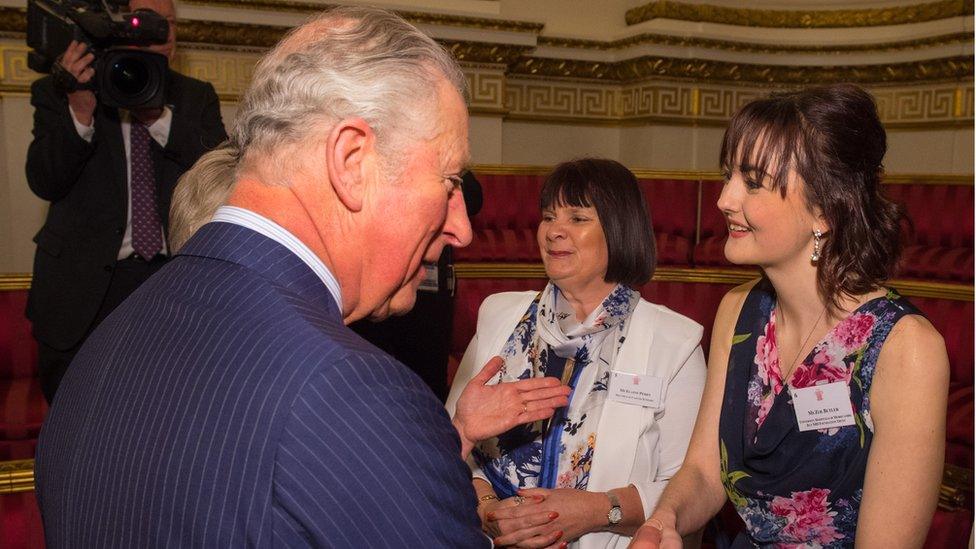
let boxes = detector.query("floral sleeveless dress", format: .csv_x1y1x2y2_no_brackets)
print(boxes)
718,279,921,548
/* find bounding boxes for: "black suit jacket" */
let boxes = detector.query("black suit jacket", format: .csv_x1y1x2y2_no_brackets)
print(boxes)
25,70,227,350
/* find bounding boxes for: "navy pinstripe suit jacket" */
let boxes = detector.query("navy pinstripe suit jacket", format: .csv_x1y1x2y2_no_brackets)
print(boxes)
35,222,488,548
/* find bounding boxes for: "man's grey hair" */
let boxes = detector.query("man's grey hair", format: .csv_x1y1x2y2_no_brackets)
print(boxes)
168,6,467,251
236,5,467,177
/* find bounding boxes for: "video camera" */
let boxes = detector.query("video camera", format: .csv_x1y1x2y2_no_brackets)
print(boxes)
27,0,170,109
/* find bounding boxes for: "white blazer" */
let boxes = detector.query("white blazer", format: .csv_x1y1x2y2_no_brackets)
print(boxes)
446,291,707,549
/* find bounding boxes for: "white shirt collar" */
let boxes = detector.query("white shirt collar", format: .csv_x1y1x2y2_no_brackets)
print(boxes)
210,206,343,310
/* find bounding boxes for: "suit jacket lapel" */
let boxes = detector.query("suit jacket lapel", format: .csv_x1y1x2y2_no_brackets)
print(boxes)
179,222,342,323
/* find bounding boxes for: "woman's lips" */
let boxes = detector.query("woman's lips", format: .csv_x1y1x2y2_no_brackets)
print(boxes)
547,250,571,258
727,222,751,239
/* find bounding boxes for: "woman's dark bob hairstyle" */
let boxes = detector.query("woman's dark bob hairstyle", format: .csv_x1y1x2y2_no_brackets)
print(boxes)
539,158,656,287
720,83,905,310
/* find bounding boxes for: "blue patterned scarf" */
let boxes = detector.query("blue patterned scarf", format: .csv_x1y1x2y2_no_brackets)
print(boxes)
473,282,639,497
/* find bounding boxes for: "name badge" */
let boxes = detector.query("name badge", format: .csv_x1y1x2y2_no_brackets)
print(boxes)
418,263,439,293
609,371,663,408
790,381,856,432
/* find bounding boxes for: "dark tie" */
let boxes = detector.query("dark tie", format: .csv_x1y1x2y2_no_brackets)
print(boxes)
129,120,163,259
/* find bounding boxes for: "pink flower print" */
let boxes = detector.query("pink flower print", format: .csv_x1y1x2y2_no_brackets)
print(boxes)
556,470,575,488
755,319,783,394
790,346,850,389
756,393,775,427
770,488,844,544
832,313,875,351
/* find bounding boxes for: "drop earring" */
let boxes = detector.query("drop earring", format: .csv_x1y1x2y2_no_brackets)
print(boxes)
811,229,823,262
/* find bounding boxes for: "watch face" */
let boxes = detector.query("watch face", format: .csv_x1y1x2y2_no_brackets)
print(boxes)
609,507,623,524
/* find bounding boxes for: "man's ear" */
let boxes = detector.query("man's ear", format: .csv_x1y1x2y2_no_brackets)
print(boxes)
326,118,374,213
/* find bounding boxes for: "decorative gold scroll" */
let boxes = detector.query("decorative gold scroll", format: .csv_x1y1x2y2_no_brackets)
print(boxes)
625,0,973,28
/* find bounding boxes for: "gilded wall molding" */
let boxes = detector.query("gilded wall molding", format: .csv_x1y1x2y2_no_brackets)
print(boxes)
450,264,975,301
538,32,973,55
180,0,545,34
0,459,33,494
625,0,973,28
510,55,974,86
2,6,971,89
504,77,974,128
9,270,965,301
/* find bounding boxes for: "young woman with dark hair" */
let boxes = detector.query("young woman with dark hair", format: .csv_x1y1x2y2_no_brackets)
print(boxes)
631,84,949,548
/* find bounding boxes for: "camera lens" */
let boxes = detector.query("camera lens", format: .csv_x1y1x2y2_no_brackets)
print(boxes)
97,49,167,110
109,57,150,96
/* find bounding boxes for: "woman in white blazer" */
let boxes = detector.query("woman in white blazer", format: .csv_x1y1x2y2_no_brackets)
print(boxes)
446,158,706,549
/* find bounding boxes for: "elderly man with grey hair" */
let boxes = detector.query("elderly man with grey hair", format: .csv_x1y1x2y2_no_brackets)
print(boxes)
35,7,570,547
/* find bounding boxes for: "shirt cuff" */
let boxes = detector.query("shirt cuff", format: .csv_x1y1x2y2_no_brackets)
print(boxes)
69,105,94,142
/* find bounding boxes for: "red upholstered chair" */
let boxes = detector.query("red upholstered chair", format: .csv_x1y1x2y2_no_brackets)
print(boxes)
884,183,974,282
0,290,46,461
694,180,735,267
638,279,739,358
448,277,547,385
454,173,545,262
0,489,45,549
639,178,698,266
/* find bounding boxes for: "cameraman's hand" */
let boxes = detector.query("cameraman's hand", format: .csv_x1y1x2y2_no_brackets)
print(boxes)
59,40,96,126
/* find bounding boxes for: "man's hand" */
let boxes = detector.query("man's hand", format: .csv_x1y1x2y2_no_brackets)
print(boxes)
58,41,97,126
453,356,570,458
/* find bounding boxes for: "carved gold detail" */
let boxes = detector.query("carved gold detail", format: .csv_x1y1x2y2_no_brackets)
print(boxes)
464,68,507,113
511,55,974,85
625,0,973,28
539,32,973,55
505,81,616,119
178,19,287,49
873,87,963,123
440,41,533,67
180,0,544,34
505,77,974,127
0,459,33,494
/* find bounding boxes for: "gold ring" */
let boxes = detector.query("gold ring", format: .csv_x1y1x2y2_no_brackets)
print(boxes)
513,496,525,506
521,402,528,414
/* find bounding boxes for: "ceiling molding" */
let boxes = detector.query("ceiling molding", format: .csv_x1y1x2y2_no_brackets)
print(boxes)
180,0,545,33
538,32,973,55
512,54,973,85
5,7,971,86
625,0,973,29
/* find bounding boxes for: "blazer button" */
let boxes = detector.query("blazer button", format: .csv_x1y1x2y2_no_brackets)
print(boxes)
104,265,113,272
115,227,124,235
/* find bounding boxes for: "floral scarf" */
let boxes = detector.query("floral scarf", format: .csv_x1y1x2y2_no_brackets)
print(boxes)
473,282,640,498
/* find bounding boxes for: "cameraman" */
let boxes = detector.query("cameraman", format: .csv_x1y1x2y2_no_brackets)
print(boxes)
25,0,227,403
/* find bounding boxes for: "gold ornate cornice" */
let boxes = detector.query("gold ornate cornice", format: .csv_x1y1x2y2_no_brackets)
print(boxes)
179,19,287,49
538,32,973,55
180,0,545,34
452,264,975,301
940,463,973,511
5,7,970,87
0,273,31,291
625,0,973,28
0,459,34,494
512,55,974,85
440,40,533,67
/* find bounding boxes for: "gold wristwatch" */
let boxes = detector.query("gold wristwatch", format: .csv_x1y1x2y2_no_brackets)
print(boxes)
606,491,622,526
